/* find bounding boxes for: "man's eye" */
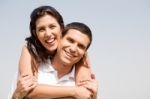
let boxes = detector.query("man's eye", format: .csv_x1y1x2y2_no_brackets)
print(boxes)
67,38,74,43
78,44,86,50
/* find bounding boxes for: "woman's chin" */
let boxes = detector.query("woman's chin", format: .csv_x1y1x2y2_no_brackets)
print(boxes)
47,45,57,53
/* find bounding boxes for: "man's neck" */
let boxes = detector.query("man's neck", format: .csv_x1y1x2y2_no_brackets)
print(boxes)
51,54,73,79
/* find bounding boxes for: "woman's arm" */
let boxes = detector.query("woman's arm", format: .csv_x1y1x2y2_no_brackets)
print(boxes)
12,46,37,99
75,52,92,83
12,74,37,99
28,85,75,98
13,46,92,99
75,53,98,99
19,45,33,75
28,84,92,99
78,75,98,99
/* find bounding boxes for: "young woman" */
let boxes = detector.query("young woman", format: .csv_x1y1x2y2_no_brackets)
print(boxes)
12,6,94,99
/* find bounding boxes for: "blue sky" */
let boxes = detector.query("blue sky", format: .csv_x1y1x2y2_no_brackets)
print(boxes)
0,0,150,99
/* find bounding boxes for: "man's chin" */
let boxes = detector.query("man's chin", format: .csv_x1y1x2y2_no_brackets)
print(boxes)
62,60,72,66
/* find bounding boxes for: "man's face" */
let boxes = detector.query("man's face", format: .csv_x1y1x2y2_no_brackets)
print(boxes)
58,29,90,66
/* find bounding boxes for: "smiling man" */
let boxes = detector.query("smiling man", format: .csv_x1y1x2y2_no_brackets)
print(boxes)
52,22,92,79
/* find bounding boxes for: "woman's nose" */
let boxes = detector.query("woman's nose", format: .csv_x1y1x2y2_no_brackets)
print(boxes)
45,29,52,38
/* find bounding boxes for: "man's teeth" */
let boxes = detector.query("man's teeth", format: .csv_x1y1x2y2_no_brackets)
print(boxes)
66,51,74,58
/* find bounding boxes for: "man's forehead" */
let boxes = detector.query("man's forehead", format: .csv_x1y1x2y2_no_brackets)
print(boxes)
63,29,90,46
65,29,85,37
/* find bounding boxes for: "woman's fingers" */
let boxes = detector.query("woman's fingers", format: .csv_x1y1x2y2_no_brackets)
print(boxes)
78,79,98,94
17,74,37,92
77,79,91,86
91,73,96,79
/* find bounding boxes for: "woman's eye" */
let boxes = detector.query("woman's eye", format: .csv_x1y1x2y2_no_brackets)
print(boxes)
37,27,45,32
49,25,56,29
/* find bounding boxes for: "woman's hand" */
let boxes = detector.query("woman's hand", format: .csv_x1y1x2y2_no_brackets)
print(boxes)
77,75,98,99
14,74,37,98
74,86,93,99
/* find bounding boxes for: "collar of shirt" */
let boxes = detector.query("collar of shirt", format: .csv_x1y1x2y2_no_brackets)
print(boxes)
38,59,75,82
39,59,55,73
58,66,75,82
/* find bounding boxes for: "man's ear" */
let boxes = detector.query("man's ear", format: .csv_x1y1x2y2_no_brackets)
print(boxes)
82,51,87,58
83,51,90,68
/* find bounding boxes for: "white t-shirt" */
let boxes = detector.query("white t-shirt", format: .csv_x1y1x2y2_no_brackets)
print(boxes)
38,59,75,86
8,59,75,99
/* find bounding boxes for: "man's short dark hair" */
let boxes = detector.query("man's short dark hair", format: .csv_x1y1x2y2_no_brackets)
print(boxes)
62,22,92,49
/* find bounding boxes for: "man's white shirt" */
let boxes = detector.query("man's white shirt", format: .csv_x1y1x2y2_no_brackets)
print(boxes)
38,59,75,86
8,59,75,99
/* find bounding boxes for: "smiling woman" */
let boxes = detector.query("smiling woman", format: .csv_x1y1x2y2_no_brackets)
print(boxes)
35,14,62,53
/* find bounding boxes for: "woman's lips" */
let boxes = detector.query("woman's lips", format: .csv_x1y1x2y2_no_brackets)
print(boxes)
45,38,55,45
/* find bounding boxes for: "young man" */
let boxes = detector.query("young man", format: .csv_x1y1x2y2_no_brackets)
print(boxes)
14,22,97,99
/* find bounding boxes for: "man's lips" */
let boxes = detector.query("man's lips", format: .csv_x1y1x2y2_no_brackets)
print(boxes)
64,50,76,59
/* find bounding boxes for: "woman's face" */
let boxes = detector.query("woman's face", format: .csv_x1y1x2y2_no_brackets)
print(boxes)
35,14,62,53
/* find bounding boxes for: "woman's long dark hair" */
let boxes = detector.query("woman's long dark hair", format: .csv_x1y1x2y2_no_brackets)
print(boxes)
25,6,64,73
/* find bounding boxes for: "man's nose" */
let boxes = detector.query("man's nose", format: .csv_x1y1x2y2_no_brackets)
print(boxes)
70,44,77,52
